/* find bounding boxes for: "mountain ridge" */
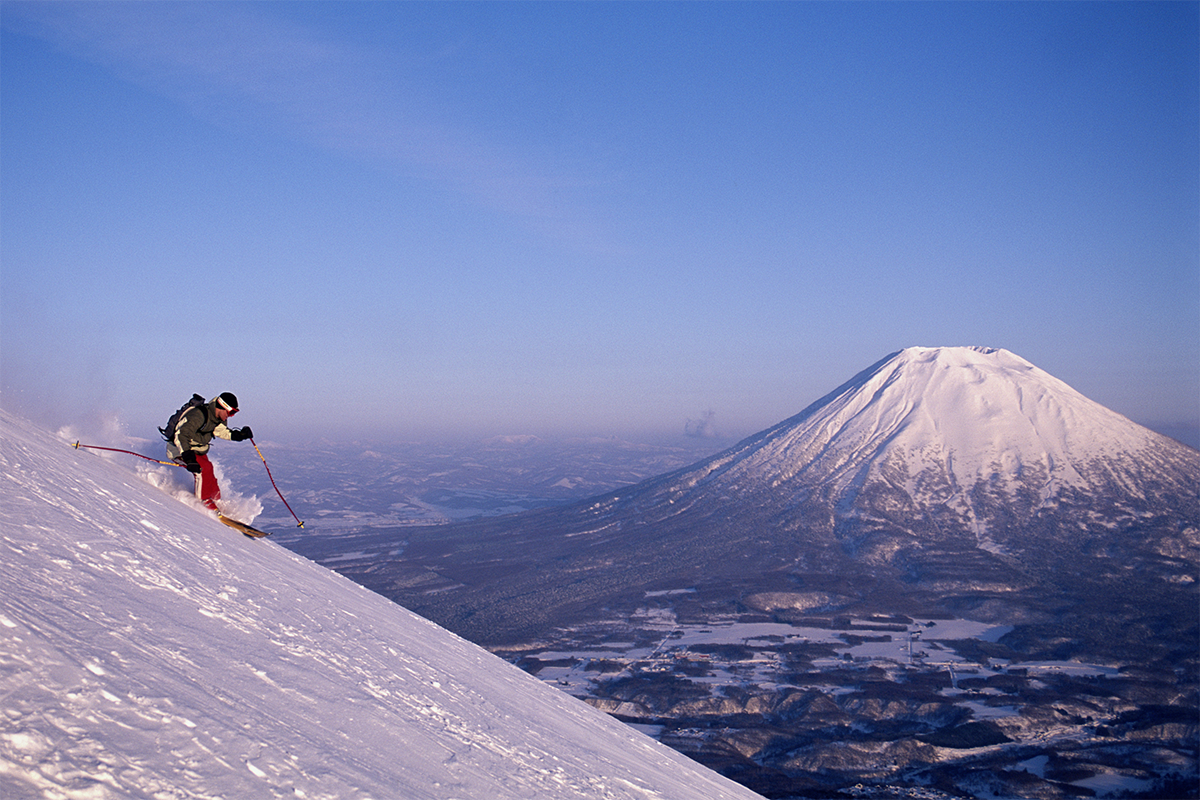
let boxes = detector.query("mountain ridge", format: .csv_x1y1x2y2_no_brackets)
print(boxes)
634,346,1193,504
567,346,1196,559
361,347,1197,654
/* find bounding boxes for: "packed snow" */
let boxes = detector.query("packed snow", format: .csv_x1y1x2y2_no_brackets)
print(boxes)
0,408,764,800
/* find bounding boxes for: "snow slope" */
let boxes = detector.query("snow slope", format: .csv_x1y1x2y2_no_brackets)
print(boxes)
0,408,763,800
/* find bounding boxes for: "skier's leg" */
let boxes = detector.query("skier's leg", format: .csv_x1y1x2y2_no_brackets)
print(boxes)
195,453,221,510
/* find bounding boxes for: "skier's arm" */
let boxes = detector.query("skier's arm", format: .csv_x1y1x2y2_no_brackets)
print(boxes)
215,423,254,442
177,450,202,473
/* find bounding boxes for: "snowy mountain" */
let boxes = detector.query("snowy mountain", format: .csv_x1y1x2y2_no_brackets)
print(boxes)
662,345,1193,508
357,347,1198,658
0,408,764,800
619,345,1199,564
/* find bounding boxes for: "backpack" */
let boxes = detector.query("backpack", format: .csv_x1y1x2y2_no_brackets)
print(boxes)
159,394,207,442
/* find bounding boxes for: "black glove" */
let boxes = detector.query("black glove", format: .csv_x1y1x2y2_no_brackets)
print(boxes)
230,426,254,442
179,451,203,474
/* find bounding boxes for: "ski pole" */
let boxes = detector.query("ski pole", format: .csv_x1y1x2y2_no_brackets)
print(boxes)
72,442,186,468
250,439,304,528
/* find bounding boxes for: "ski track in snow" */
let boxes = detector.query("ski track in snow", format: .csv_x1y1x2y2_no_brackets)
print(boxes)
0,408,763,800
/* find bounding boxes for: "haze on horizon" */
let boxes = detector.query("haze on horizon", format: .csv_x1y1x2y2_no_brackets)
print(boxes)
2,2,1196,446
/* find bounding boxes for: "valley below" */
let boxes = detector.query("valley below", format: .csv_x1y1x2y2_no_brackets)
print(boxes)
279,514,1197,800
503,601,1196,799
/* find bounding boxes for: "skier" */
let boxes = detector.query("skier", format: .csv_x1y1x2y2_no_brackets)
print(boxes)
166,392,254,511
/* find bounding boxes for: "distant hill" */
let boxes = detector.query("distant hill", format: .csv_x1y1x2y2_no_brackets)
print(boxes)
356,347,1198,661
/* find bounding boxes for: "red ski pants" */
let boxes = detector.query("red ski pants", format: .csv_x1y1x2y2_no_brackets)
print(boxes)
192,453,220,509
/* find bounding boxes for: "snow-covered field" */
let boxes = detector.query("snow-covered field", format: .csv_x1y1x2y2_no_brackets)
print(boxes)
511,604,1193,800
0,408,764,800
519,605,1117,704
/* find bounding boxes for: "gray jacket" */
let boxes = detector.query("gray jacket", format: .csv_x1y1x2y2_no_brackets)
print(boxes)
166,399,233,460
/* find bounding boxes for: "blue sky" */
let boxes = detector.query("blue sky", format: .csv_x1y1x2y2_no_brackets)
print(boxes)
2,1,1197,444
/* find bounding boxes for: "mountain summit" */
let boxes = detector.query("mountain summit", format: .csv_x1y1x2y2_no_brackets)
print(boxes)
672,345,1185,503
371,348,1198,659
626,345,1197,554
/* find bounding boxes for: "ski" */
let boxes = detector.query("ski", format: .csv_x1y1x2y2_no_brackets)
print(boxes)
217,514,272,539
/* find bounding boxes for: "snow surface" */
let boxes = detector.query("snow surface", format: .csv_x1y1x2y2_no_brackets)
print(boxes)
0,408,764,800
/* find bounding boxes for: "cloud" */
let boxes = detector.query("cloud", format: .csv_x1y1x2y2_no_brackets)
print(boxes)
684,409,719,439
